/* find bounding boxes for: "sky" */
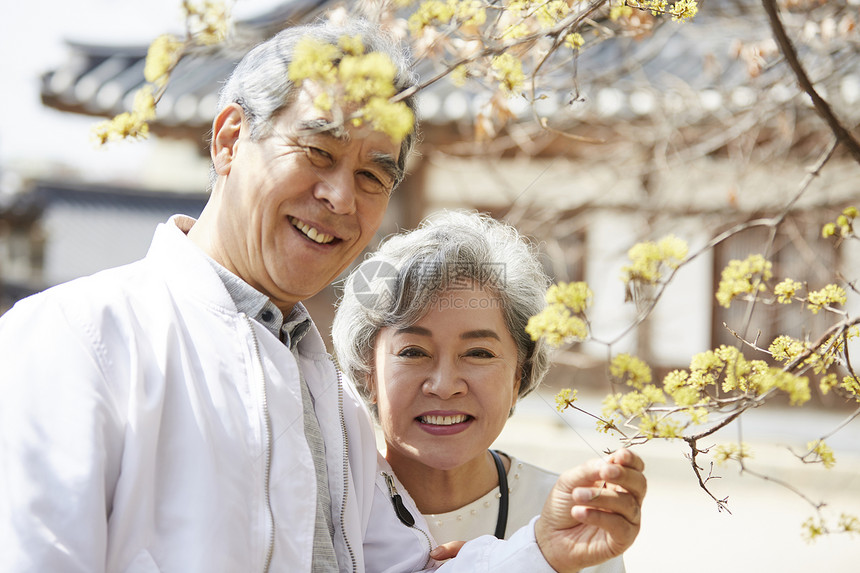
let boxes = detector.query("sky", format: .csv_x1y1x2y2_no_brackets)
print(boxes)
0,0,284,192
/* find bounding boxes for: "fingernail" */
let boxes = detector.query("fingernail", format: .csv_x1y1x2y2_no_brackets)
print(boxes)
573,487,594,503
430,547,443,559
605,465,622,479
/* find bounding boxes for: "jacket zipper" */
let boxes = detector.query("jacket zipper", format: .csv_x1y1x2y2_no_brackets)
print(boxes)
245,316,275,573
333,365,358,573
382,471,434,568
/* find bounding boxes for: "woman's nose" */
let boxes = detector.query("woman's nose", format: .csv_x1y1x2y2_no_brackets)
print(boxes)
422,363,467,399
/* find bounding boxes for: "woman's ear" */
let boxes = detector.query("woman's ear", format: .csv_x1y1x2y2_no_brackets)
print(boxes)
211,103,244,176
365,372,377,404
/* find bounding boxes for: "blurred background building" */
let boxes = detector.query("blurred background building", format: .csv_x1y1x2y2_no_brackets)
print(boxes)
2,0,859,570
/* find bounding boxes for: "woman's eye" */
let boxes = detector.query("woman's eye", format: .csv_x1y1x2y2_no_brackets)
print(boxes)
397,347,427,358
466,348,495,359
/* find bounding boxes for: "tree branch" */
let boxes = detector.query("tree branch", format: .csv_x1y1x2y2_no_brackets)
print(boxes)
761,0,860,164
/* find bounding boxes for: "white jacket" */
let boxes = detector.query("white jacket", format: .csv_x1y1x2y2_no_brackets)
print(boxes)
0,217,554,573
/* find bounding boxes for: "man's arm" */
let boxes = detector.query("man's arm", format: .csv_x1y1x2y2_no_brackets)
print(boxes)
0,295,121,572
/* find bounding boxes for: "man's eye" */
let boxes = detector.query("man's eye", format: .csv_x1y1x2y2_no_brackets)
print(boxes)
358,171,391,195
305,146,334,167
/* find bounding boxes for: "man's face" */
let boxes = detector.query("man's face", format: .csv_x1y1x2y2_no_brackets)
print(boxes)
212,88,405,310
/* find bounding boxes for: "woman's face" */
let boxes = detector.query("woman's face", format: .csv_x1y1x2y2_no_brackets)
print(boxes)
372,286,521,473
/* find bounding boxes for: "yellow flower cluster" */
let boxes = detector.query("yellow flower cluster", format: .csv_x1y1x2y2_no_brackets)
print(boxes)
407,0,487,34
554,387,579,412
715,254,772,308
287,35,415,142
807,440,836,469
621,235,688,285
806,284,847,314
526,281,593,347
144,34,185,87
91,86,157,144
669,0,699,21
564,32,585,50
526,305,588,347
774,278,802,304
609,1,634,20
546,281,593,313
821,206,857,239
713,442,753,465
609,353,653,389
803,512,860,543
534,0,570,28
802,516,826,543
768,334,806,362
182,0,230,45
490,53,526,95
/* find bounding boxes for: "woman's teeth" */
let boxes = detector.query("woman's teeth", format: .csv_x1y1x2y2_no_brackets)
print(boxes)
290,217,334,244
419,414,468,426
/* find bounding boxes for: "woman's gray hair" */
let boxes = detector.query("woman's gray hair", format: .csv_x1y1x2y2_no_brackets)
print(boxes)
210,18,419,189
332,210,551,416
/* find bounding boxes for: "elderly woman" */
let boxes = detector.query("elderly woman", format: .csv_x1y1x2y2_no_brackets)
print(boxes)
333,210,631,572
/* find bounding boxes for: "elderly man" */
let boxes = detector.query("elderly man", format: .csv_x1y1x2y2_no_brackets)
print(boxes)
0,18,644,573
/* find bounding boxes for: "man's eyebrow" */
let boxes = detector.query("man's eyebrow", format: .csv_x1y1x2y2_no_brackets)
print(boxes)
370,151,402,185
296,118,349,141
460,329,501,341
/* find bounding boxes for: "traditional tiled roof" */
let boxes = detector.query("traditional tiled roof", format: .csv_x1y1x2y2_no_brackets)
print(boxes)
39,2,859,140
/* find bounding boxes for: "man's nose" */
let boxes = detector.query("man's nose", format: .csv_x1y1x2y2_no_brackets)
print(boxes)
314,166,357,214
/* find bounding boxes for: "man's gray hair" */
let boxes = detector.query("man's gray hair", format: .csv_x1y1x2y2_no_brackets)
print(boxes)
211,18,419,189
332,210,551,417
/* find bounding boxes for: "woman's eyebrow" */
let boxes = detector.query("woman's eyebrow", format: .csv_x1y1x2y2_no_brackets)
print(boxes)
460,329,501,341
395,325,432,336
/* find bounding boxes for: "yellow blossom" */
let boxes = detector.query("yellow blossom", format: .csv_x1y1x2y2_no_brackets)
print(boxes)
338,34,365,56
802,516,826,543
819,373,838,395
144,34,184,87
838,513,860,535
339,52,397,102
713,442,753,465
535,0,570,28
360,97,416,143
621,235,688,285
769,335,805,363
525,303,588,346
806,284,847,314
610,353,653,389
491,52,525,95
564,32,584,50
670,0,698,21
554,388,579,412
545,281,593,313
501,23,530,40
288,36,339,85
715,254,772,308
609,3,633,20
807,440,836,469
774,278,802,304
183,0,230,45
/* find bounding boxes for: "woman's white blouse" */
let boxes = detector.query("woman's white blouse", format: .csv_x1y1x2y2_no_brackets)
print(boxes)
423,455,626,573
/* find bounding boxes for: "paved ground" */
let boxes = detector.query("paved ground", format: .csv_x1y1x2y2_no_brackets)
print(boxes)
493,390,860,572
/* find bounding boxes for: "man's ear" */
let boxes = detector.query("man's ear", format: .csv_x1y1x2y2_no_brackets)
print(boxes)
211,103,245,176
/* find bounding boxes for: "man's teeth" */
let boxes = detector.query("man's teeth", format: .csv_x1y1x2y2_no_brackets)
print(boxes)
289,217,334,244
419,414,468,426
